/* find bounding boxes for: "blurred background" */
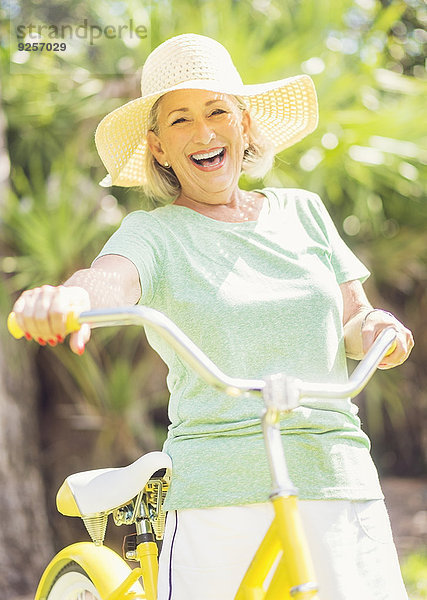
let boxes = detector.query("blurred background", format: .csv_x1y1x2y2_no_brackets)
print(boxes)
0,0,426,597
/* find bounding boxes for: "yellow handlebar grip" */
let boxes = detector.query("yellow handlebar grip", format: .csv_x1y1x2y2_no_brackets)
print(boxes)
7,311,81,340
7,312,24,339
65,312,81,333
385,340,397,357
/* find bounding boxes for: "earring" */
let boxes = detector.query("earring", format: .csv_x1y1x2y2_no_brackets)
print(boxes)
164,161,170,168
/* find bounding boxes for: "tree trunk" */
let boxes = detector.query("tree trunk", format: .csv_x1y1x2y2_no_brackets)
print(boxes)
0,332,55,599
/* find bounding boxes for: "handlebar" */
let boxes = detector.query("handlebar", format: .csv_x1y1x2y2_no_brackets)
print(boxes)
7,306,397,409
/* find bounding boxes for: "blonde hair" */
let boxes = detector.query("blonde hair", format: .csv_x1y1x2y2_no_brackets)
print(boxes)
143,95,274,205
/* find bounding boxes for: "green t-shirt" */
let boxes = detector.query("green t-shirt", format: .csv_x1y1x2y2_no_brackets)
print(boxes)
96,187,384,509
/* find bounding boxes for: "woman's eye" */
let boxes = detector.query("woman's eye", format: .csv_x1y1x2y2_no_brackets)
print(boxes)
170,110,226,125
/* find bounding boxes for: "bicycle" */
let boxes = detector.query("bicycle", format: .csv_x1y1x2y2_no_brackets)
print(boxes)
7,306,397,600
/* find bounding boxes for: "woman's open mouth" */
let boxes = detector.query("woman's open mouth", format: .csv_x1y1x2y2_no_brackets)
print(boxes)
189,147,226,171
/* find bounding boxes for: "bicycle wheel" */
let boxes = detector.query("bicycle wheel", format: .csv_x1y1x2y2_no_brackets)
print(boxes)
46,561,101,600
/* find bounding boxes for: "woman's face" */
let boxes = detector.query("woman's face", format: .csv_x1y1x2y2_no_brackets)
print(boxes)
147,89,250,201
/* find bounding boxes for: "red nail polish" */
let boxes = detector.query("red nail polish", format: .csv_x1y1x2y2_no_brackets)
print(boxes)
47,339,57,347
37,337,46,346
56,334,64,343
76,344,85,356
25,332,32,340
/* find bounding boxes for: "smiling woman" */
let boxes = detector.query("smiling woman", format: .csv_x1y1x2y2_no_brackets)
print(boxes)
12,32,414,600
145,89,264,216
144,92,274,203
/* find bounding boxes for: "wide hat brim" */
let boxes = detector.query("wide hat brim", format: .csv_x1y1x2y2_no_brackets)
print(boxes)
95,74,318,188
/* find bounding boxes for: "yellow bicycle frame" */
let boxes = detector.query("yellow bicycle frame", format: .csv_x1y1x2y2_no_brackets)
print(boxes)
35,404,318,600
35,496,315,600
235,496,317,599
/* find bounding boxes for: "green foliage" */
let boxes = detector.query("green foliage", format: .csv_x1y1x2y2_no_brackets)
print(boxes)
402,550,427,600
1,0,426,472
3,157,114,290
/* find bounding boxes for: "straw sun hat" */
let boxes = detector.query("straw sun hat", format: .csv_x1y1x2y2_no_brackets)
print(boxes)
95,33,318,188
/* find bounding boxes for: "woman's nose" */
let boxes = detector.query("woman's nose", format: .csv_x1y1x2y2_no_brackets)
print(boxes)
192,119,215,145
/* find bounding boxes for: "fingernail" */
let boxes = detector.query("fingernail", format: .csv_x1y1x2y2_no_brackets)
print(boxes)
25,332,32,340
37,337,46,346
47,339,57,347
76,343,85,356
56,334,64,343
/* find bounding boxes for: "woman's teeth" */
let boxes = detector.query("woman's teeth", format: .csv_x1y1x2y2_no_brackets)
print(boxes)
192,148,223,161
190,148,225,167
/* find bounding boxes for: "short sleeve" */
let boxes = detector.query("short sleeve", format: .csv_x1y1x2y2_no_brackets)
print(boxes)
94,210,166,304
309,194,370,285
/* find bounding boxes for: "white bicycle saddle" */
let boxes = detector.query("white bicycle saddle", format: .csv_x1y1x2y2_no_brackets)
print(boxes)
56,451,172,518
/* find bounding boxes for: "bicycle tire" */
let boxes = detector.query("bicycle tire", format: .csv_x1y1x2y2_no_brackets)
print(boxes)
45,561,101,600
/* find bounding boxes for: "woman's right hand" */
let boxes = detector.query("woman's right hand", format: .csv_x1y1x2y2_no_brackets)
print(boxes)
12,285,91,355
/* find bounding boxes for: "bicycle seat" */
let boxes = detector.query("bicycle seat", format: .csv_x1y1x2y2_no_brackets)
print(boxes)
56,451,172,518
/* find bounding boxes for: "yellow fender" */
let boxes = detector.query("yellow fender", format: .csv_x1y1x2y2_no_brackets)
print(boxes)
35,542,144,599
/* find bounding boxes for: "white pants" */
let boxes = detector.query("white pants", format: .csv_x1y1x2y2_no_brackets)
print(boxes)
158,500,408,600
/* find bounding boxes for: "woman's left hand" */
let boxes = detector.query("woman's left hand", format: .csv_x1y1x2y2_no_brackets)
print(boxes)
361,309,414,370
